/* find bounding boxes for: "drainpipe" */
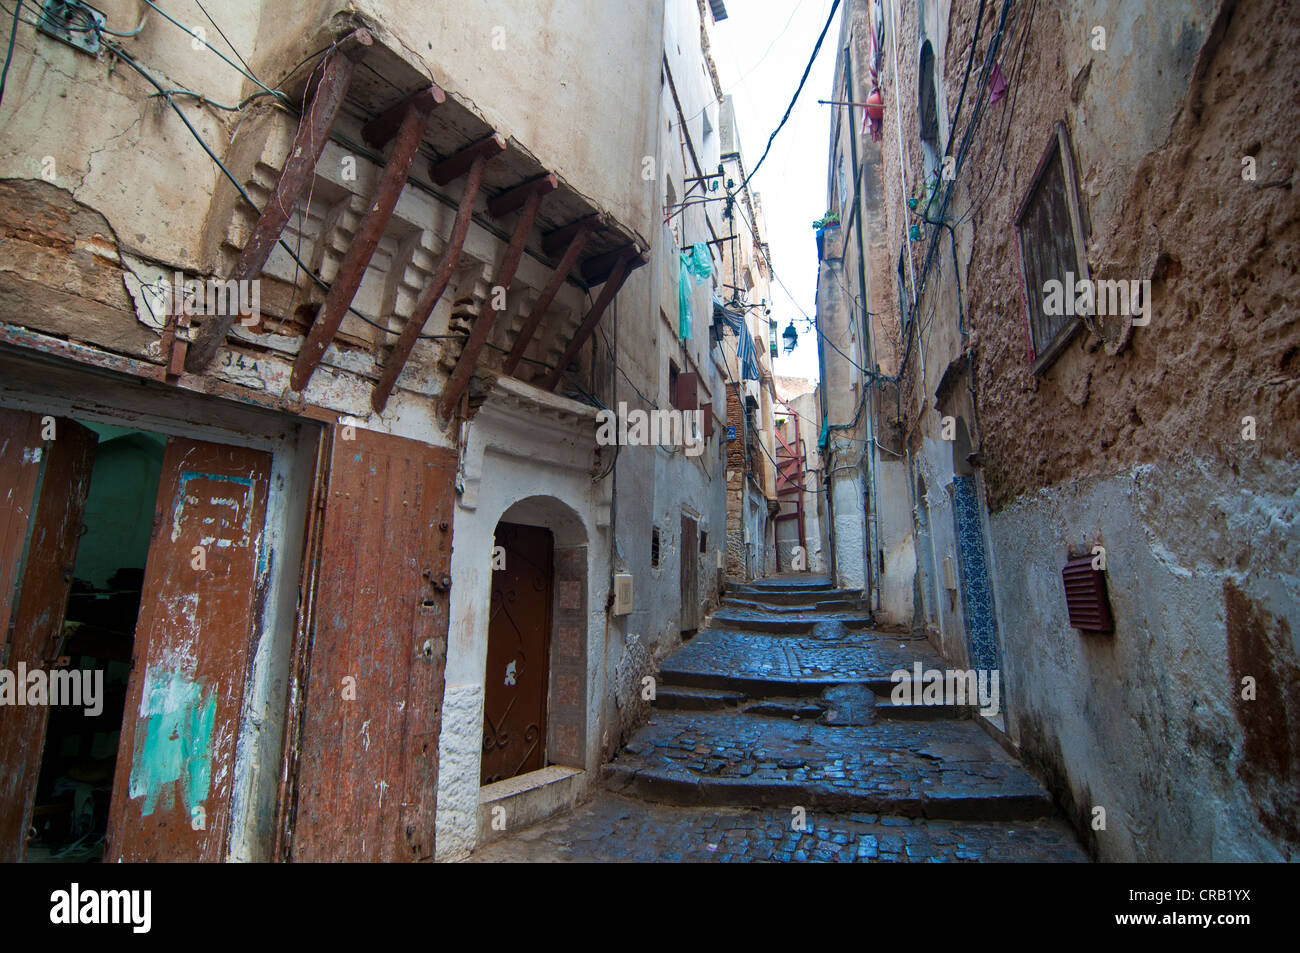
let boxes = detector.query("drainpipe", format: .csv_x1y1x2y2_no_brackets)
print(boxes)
814,265,836,584
845,39,882,612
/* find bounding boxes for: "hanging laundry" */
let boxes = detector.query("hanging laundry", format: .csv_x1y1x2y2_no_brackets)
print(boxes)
989,61,1008,105
678,243,712,341
737,324,760,382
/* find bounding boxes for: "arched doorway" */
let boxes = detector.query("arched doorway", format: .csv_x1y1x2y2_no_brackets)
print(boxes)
481,522,554,783
480,496,589,784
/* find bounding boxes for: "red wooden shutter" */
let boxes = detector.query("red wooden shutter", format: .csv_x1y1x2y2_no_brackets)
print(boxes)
0,412,96,861
290,428,455,861
108,436,271,861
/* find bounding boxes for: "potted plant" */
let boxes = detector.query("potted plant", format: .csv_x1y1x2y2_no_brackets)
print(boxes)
813,210,841,258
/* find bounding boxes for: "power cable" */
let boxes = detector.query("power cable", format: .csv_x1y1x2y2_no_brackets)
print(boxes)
736,0,840,195
0,0,19,112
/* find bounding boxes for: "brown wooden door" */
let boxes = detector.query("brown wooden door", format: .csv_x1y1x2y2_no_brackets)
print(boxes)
290,429,454,862
0,411,97,861
681,514,699,633
106,436,271,862
481,522,553,784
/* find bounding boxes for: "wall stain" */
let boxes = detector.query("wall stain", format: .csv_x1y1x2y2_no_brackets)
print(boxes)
1225,579,1300,846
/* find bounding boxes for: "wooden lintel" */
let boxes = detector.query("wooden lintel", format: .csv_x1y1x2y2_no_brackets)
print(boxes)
487,173,558,219
581,243,646,286
290,101,430,392
184,46,362,373
541,213,604,258
501,220,595,376
430,133,506,185
439,186,547,418
544,249,637,391
370,151,493,414
361,85,446,149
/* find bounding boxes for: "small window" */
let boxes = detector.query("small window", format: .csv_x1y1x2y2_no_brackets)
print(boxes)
1014,121,1089,374
668,361,680,409
897,248,910,340
699,531,708,554
651,527,661,568
918,41,941,181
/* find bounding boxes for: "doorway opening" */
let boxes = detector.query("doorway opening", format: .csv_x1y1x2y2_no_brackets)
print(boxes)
21,423,163,862
481,521,555,784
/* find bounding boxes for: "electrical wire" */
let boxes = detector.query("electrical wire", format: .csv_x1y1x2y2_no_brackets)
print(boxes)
737,0,841,195
0,0,19,113
137,0,286,102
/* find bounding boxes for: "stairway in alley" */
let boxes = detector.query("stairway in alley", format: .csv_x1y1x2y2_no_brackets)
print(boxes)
469,576,1088,862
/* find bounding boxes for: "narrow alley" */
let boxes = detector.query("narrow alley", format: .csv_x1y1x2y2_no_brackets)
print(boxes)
0,0,1294,916
470,575,1086,862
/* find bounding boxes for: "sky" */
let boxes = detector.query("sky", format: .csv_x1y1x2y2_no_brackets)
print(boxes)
708,0,843,382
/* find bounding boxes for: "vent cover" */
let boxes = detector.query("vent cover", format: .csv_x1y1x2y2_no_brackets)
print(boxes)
613,572,634,615
1062,556,1114,633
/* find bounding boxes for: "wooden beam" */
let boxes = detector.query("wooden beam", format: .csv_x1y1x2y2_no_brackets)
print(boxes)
487,173,557,219
542,213,603,257
290,98,435,392
369,151,492,413
543,248,641,391
439,185,548,418
501,219,595,376
430,134,506,185
581,243,641,285
185,44,365,373
362,85,445,149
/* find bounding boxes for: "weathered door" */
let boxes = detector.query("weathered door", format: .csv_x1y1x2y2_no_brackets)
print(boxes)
481,522,553,784
0,411,97,861
106,436,271,862
290,429,454,862
680,513,699,633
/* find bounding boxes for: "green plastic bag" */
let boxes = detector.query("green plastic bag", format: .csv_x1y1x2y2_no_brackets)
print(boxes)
678,243,712,340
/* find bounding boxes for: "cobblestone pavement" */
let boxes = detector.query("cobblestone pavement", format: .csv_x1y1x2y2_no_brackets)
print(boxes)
660,626,945,684
468,793,1087,863
604,710,1053,817
468,577,1088,863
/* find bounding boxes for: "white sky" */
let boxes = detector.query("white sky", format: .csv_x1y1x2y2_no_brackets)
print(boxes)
709,0,842,382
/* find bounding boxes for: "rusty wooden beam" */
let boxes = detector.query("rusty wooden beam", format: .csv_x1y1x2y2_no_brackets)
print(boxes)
186,43,366,373
291,97,436,392
543,248,645,391
581,243,641,286
370,151,492,414
501,219,596,377
438,185,548,418
430,134,506,186
487,173,557,219
542,212,603,257
362,85,445,149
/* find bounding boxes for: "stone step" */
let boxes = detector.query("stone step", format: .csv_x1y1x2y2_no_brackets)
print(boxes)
653,686,745,711
730,581,836,595
707,610,875,634
605,710,1055,822
721,595,868,612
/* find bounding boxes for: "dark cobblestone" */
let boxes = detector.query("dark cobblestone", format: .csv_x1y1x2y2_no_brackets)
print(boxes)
661,627,945,684
467,793,1088,863
606,709,1050,814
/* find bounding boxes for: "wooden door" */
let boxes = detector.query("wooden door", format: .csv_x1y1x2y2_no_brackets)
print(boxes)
481,522,553,784
0,411,97,861
290,429,455,862
680,514,699,633
106,436,271,862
